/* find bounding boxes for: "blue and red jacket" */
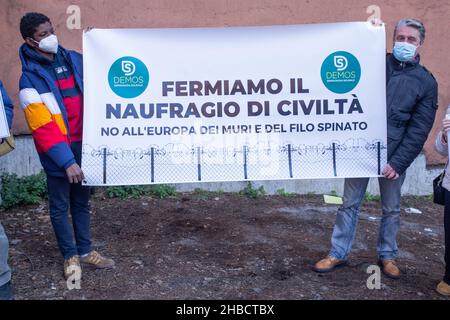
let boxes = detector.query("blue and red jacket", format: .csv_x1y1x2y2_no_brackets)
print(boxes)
0,80,14,130
19,44,84,177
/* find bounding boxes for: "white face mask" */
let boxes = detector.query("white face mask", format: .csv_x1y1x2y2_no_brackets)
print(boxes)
33,34,58,54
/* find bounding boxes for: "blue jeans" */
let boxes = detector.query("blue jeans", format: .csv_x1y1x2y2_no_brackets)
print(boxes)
47,175,92,260
330,175,406,261
0,223,11,286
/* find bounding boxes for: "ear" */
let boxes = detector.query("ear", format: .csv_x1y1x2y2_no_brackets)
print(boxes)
25,37,38,48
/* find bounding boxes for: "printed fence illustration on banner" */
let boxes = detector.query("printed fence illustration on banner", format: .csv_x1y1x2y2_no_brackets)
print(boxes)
82,139,387,185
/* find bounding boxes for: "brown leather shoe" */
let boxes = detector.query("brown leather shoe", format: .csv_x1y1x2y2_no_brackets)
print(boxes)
378,259,401,279
313,256,346,273
436,281,450,296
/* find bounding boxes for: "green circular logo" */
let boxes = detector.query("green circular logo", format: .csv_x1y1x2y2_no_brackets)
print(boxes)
108,56,149,98
321,51,361,94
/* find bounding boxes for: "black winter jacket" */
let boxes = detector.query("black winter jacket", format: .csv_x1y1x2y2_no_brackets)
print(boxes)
386,53,438,175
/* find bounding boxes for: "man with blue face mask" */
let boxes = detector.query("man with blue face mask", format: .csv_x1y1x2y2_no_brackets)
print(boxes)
314,19,438,280
18,12,115,283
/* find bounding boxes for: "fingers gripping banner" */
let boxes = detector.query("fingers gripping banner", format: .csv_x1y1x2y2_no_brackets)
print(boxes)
82,22,387,186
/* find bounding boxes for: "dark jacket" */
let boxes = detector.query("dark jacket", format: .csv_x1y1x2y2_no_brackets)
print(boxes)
386,53,438,175
0,80,14,130
19,44,83,177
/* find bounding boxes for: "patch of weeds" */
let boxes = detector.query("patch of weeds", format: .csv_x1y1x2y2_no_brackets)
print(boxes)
239,182,266,199
364,192,381,202
193,188,224,200
276,188,296,197
1,172,47,209
106,184,177,199
106,185,150,199
329,190,339,197
149,184,177,199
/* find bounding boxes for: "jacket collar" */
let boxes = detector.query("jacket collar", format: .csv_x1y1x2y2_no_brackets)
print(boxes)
19,43,69,72
388,52,420,71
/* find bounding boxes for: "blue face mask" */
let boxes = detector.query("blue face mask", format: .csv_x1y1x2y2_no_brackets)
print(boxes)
393,42,418,62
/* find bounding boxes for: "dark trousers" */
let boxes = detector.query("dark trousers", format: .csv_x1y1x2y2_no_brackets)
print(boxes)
444,190,450,284
47,175,91,260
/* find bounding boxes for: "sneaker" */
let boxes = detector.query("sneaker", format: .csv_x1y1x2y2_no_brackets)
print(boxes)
80,250,115,269
378,259,401,280
436,281,450,296
63,255,81,281
0,281,14,300
313,256,347,273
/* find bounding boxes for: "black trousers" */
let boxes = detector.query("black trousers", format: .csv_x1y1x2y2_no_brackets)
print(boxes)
444,190,450,284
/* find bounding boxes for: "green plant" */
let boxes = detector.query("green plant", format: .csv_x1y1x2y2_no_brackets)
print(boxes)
329,190,339,197
193,188,224,199
1,172,47,209
105,185,150,199
106,184,177,199
149,184,177,199
239,182,266,199
276,188,296,197
412,194,433,201
364,192,381,202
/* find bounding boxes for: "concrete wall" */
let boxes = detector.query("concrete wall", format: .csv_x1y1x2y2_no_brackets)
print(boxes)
0,136,443,196
0,135,42,177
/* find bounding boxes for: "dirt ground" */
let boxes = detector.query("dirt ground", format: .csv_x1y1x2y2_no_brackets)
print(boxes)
1,190,448,300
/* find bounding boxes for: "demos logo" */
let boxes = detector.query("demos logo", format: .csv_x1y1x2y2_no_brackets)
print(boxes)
121,60,136,76
321,51,361,94
108,56,149,98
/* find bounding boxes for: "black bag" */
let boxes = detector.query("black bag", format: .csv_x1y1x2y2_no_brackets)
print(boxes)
433,171,446,205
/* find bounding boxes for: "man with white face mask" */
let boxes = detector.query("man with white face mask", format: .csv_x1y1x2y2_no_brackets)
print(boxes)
314,19,438,280
18,12,115,283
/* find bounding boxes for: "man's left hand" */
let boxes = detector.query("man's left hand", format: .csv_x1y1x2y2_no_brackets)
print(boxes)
382,164,400,180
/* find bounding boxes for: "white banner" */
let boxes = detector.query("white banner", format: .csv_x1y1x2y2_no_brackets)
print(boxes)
82,22,387,186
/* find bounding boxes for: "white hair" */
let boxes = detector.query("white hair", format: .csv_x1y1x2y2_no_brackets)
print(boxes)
394,19,426,44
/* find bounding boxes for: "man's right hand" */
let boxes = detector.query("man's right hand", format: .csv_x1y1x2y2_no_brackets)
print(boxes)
0,138,4,144
65,163,85,184
382,163,400,180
